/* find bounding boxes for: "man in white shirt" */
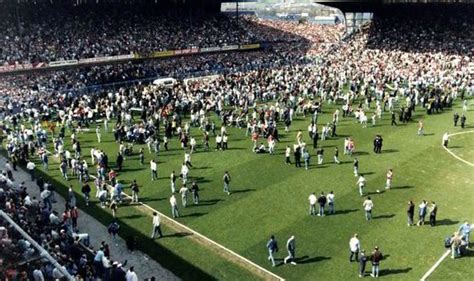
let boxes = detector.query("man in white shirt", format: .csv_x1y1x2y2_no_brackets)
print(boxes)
349,233,360,262
308,192,317,216
96,126,101,143
170,194,179,218
327,191,335,215
125,266,138,281
179,186,188,207
151,212,163,239
356,174,366,197
150,159,157,181
181,163,189,185
184,152,192,168
363,197,374,221
32,267,45,281
26,160,36,181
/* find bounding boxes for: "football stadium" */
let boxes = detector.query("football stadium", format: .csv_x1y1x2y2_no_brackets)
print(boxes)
0,0,473,280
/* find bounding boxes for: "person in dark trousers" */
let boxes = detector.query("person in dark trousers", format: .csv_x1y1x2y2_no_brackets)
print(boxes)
429,202,437,227
151,212,163,239
139,148,145,165
116,152,124,171
294,146,302,168
407,200,415,226
453,112,460,127
391,112,397,126
460,114,466,128
359,250,368,278
191,181,200,204
317,192,327,216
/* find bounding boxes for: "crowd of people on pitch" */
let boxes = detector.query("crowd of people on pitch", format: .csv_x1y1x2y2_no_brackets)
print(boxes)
0,3,343,65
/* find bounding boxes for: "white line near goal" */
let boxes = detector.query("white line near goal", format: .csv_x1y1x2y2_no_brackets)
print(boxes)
420,250,450,281
442,131,474,167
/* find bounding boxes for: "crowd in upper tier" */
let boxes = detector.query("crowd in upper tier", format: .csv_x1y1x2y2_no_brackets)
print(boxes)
0,3,343,65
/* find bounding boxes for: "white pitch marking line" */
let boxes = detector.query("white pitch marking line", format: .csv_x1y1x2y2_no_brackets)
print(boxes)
420,250,450,281
442,131,474,167
45,149,285,281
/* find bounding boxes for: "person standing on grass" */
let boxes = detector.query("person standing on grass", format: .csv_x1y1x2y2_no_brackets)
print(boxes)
317,192,327,217
359,250,368,277
184,151,192,168
266,235,279,267
284,235,297,265
349,233,360,262
151,212,163,239
460,114,467,128
60,160,68,180
190,136,197,153
357,174,366,197
429,201,437,227
453,112,459,127
116,152,124,172
317,148,324,165
333,147,340,164
442,132,449,148
458,221,471,248
417,120,424,136
181,163,189,185
308,192,317,216
385,169,393,190
451,232,463,259
170,171,177,193
417,200,427,226
131,180,139,203
363,197,373,221
407,201,415,226
139,148,144,165
370,246,383,278
150,159,157,181
170,194,180,218
223,171,231,195
303,149,310,170
96,126,101,143
191,181,199,205
353,158,359,177
327,191,335,215
294,145,302,168
110,200,118,218
285,145,292,165
179,185,188,207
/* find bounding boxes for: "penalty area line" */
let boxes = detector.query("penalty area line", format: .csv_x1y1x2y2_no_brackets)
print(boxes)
420,250,450,281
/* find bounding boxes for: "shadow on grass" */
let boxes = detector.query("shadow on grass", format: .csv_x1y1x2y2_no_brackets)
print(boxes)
437,219,459,226
392,185,414,190
353,151,370,156
335,209,359,215
231,189,256,194
181,212,208,218
140,197,166,203
383,149,398,154
294,255,331,264
373,214,396,220
164,232,193,238
194,199,223,206
119,214,143,220
380,267,412,276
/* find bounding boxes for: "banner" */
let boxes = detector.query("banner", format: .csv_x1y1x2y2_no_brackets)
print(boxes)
150,51,174,58
0,62,47,73
49,60,79,67
239,43,260,50
200,46,222,53
174,48,199,55
221,45,239,51
79,54,133,64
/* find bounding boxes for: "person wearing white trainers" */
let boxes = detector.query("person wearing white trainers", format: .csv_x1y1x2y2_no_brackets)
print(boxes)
370,246,383,278
284,235,297,265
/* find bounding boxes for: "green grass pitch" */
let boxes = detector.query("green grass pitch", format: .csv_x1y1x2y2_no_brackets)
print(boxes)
32,100,474,280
